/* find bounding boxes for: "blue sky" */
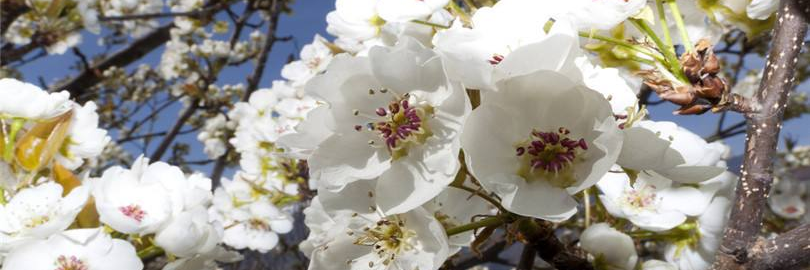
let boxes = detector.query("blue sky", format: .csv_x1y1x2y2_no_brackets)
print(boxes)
15,1,810,174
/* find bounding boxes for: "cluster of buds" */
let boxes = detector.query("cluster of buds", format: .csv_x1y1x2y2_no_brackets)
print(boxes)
642,39,731,115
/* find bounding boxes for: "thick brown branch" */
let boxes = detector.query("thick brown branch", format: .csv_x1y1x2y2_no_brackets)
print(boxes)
712,0,808,269
50,23,174,103
748,223,810,270
518,219,593,270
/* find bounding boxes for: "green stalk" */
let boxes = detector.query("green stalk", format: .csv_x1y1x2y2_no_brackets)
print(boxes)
578,31,665,63
446,216,504,236
0,188,6,205
410,19,450,29
3,118,24,162
629,18,688,82
137,245,165,259
667,0,694,52
655,0,675,54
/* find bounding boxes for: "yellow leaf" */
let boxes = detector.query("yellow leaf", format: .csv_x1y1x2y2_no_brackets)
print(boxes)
53,162,81,195
15,111,73,172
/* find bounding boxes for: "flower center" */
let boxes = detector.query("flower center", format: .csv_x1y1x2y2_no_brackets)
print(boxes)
355,93,434,160
619,184,658,212
25,215,51,228
54,255,88,270
119,204,146,222
247,218,271,231
353,216,416,267
515,127,587,187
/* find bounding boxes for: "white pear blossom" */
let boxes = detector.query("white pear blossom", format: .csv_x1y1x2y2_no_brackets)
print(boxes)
305,181,450,270
0,182,89,254
155,207,222,257
554,0,647,30
56,101,111,170
2,228,142,270
462,69,623,221
284,38,470,215
281,34,334,86
580,223,638,270
197,114,228,159
617,120,727,183
432,0,560,90
596,168,726,231
0,78,71,120
769,177,806,219
209,174,295,252
92,156,192,235
215,202,293,253
664,197,731,270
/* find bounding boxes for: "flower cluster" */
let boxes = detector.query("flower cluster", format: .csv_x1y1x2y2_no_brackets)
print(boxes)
0,0,793,269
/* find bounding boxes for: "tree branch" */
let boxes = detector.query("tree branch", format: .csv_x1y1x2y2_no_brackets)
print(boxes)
517,245,538,270
712,0,808,269
50,23,174,103
149,99,199,161
748,223,810,270
518,219,593,270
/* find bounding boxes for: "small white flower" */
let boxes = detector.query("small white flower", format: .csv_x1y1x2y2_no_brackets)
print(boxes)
281,34,334,86
305,181,450,270
462,69,623,221
664,197,731,270
0,182,89,254
597,168,720,231
155,206,222,257
617,120,727,183
0,78,71,120
769,177,806,219
2,228,142,270
56,101,111,170
432,0,564,90
580,223,638,270
92,156,190,235
216,202,293,253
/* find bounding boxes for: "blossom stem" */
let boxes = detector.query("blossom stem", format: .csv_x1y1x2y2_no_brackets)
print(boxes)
450,184,507,213
655,0,675,55
3,118,24,163
667,0,694,53
0,188,5,205
446,216,505,236
136,245,164,259
629,18,687,83
576,31,664,63
583,189,591,228
410,19,450,29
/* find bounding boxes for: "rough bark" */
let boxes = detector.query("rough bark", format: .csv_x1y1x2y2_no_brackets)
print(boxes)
748,223,810,270
712,0,809,269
